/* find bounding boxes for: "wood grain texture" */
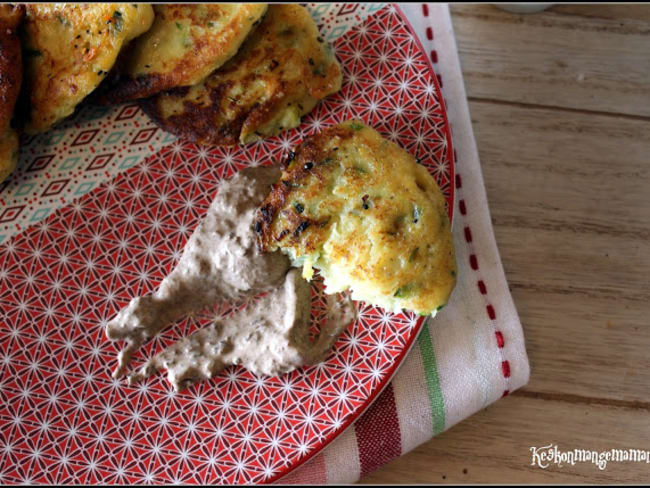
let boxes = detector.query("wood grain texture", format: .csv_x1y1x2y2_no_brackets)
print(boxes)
361,4,650,484
471,100,650,403
450,4,650,117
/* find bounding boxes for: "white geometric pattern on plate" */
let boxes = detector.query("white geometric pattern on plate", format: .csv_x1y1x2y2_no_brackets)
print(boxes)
0,6,453,484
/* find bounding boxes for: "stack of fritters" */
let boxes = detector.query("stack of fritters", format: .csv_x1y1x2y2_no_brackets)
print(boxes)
95,4,268,104
0,3,342,183
139,4,342,146
1,3,157,183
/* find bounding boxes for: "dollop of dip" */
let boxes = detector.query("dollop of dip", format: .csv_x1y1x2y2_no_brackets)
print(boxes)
127,269,355,392
105,165,356,390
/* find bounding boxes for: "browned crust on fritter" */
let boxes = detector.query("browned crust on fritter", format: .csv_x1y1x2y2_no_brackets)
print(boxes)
95,33,233,105
0,5,24,130
94,5,266,105
137,5,341,147
93,71,169,105
138,81,248,146
255,125,354,251
139,76,296,147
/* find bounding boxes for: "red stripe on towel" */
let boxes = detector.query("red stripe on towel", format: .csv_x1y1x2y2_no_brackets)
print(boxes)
354,384,402,477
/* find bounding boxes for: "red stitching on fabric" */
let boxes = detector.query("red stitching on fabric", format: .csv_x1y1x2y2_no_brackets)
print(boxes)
502,361,511,378
486,304,496,320
454,169,510,394
478,280,487,294
421,0,511,397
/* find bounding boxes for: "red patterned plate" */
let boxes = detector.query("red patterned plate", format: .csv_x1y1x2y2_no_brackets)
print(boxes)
0,5,453,484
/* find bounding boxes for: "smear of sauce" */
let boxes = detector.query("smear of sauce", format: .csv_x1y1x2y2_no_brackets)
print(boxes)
105,165,289,379
105,165,356,390
127,269,356,392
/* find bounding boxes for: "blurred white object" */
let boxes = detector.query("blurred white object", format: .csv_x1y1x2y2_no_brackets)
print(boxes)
494,4,554,14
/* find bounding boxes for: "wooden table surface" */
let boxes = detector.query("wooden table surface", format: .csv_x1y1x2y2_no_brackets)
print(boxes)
361,4,650,484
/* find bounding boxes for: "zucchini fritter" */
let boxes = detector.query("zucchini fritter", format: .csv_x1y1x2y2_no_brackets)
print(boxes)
0,5,24,183
96,4,268,104
0,129,19,184
140,4,342,146
22,4,154,134
256,120,457,316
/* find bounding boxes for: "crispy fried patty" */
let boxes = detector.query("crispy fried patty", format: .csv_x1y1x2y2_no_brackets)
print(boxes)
256,120,457,316
95,4,267,104
0,5,23,183
21,3,154,134
139,4,342,146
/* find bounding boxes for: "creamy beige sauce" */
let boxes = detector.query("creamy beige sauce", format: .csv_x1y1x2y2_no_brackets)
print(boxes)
106,166,290,378
127,269,356,392
105,165,356,389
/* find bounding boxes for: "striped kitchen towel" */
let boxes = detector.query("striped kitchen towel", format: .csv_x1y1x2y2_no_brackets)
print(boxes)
280,3,531,483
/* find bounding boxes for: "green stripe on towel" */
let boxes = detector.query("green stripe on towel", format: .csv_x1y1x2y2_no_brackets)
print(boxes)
417,320,446,435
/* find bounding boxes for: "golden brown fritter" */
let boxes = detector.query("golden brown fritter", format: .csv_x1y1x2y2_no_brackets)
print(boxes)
256,120,457,316
95,4,268,104
0,4,24,183
0,5,23,130
0,128,19,183
21,3,154,134
139,4,342,146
